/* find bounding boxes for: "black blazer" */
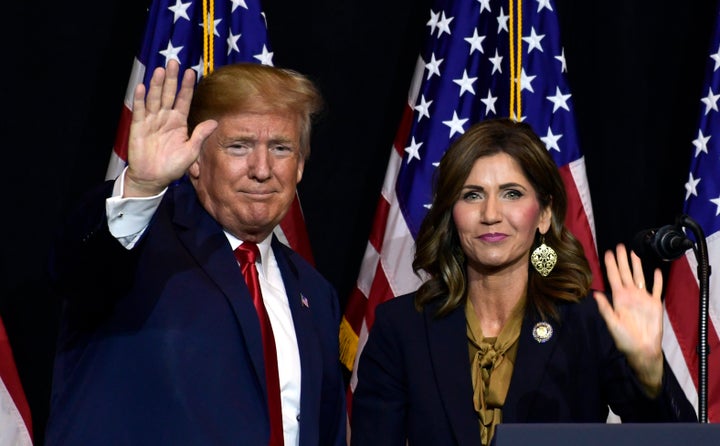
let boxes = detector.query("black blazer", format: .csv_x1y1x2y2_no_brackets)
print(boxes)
351,293,696,446
46,178,347,445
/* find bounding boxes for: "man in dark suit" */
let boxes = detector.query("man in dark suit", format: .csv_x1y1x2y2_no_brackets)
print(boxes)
46,60,346,445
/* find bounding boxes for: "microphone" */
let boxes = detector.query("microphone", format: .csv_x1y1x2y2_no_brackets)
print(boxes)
632,224,694,261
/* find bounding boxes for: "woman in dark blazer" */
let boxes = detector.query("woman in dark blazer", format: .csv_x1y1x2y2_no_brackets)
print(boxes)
350,119,697,446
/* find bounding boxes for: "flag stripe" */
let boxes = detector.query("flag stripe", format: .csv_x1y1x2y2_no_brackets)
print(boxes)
0,317,32,445
278,194,315,264
109,104,133,178
106,58,145,181
367,190,392,256
558,161,603,290
666,256,703,375
663,308,698,408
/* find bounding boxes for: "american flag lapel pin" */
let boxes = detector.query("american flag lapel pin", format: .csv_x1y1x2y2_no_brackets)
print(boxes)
301,294,309,308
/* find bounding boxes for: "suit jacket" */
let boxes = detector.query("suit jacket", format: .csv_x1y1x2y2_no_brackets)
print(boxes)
46,178,346,446
351,293,696,446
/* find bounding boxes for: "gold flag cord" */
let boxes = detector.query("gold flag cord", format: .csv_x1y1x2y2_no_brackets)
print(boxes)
508,0,523,120
202,0,215,75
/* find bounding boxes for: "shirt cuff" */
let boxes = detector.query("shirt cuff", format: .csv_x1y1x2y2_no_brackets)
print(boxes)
106,167,166,248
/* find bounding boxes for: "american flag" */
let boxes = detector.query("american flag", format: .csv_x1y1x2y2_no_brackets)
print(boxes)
663,6,720,423
340,0,603,407
0,316,32,445
105,0,314,263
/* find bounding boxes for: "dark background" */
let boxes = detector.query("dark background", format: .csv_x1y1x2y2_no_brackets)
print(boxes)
1,0,718,442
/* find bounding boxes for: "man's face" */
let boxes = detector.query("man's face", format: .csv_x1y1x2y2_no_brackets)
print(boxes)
189,111,304,242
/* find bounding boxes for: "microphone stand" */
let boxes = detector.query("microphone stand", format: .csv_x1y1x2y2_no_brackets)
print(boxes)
677,214,711,423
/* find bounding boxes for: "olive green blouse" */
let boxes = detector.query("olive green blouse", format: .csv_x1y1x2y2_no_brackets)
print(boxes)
466,298,525,446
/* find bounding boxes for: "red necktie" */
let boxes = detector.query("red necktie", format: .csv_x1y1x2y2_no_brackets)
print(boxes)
234,242,284,446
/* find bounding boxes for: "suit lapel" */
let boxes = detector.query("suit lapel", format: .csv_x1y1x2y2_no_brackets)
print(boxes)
425,304,481,446
503,309,561,422
171,181,268,391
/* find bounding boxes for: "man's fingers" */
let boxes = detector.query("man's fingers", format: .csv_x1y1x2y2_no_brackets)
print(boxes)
145,65,167,114
132,83,147,123
173,68,198,116
137,61,192,118
189,120,218,149
160,60,181,110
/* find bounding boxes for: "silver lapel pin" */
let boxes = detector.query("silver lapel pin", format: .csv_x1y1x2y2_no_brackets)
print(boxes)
532,321,553,343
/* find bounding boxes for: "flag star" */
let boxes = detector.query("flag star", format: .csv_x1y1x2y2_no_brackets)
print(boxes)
522,27,545,53
414,95,433,122
497,7,509,34
404,137,423,164
711,45,720,72
436,12,454,37
711,196,720,216
518,68,536,93
191,57,204,79
464,28,486,54
425,53,443,80
701,87,720,115
427,10,440,35
546,86,571,112
443,111,468,138
168,0,191,23
227,31,242,55
478,0,492,14
254,44,274,65
453,70,478,97
159,41,183,64
230,0,249,12
685,172,701,200
489,49,503,74
536,0,554,12
555,47,567,73
693,129,711,157
541,127,563,152
199,16,223,37
481,90,498,115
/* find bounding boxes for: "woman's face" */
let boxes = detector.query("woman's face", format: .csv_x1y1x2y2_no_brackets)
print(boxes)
452,152,551,276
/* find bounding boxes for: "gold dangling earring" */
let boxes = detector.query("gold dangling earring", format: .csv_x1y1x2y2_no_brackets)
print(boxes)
531,235,557,277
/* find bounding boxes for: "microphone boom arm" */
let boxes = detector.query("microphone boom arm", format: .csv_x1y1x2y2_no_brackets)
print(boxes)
677,214,711,423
